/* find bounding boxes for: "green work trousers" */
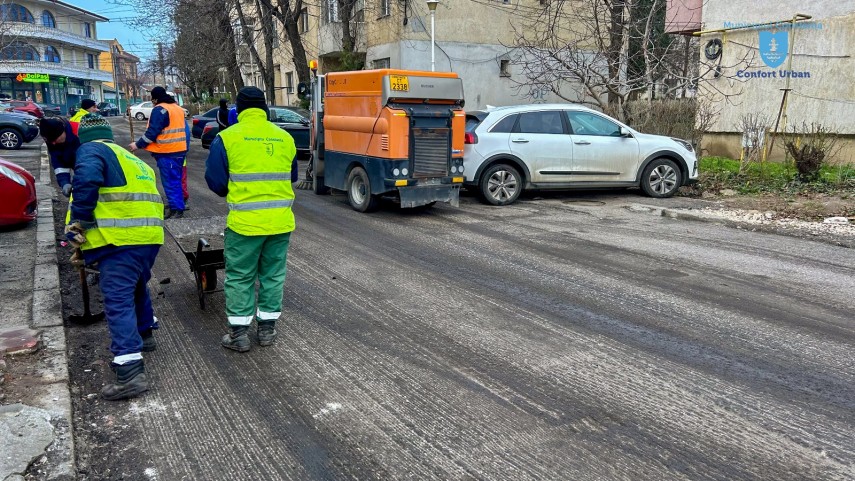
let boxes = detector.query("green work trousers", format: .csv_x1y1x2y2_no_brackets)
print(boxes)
224,228,291,326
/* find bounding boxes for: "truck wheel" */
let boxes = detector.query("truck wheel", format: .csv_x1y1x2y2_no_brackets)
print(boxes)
346,167,379,212
313,175,330,195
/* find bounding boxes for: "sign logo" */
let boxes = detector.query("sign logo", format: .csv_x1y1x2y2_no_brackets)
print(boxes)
264,142,274,156
16,73,49,83
759,31,788,68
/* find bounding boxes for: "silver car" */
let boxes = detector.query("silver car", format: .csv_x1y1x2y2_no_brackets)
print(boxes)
463,104,698,205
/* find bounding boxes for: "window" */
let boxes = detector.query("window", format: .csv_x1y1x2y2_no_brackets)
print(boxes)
270,108,305,123
515,111,565,134
271,21,279,49
87,53,95,69
41,10,55,28
84,22,91,38
373,58,390,69
0,4,34,23
565,111,622,136
499,59,510,77
379,0,391,17
286,72,293,93
323,0,339,23
299,8,309,33
44,46,60,62
1,41,39,60
490,114,518,133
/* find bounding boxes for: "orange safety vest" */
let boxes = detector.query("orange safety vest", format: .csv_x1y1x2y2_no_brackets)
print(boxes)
144,103,187,154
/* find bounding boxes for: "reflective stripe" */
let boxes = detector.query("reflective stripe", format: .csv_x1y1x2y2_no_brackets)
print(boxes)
97,217,163,228
230,173,291,182
228,315,254,326
99,193,163,203
257,310,281,320
228,200,294,211
54,167,72,175
113,353,143,365
141,136,154,144
154,137,186,144
162,127,185,134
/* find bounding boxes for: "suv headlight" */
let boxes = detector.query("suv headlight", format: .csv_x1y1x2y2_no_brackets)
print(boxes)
671,138,694,153
25,119,37,126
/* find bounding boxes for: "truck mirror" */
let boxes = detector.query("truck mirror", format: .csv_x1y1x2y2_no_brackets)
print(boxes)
297,83,309,99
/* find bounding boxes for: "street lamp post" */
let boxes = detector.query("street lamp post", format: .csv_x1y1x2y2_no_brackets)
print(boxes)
426,0,438,72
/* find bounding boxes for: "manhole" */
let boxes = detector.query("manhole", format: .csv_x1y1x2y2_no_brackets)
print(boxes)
562,200,606,207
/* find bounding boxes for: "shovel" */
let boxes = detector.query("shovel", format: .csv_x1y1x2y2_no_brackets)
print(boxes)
68,266,105,325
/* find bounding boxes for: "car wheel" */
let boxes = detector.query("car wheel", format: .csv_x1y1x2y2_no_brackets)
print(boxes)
135,112,145,121
346,166,378,212
479,163,522,206
641,158,681,198
0,129,22,149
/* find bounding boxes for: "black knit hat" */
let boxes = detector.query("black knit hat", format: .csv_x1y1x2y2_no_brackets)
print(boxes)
81,98,96,110
236,87,269,116
150,86,168,102
39,117,65,142
77,113,114,144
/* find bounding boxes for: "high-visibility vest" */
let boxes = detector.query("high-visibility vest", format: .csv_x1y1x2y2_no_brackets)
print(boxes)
69,108,88,135
218,108,296,236
67,141,164,250
144,103,187,154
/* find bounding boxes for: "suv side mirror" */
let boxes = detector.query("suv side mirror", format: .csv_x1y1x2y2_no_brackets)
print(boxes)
619,126,632,137
297,83,309,100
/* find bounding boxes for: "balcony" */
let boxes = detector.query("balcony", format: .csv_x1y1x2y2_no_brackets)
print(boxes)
5,23,110,52
0,60,112,82
666,0,703,34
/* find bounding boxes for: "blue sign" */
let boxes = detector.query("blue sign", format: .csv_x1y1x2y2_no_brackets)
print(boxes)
759,30,788,68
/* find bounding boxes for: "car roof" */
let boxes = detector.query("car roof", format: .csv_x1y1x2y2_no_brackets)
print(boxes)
483,103,596,114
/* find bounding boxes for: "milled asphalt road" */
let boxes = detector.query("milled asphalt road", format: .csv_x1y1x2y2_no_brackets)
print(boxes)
63,117,854,480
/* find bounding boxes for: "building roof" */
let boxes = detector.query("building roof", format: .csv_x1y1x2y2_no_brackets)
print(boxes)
37,0,109,22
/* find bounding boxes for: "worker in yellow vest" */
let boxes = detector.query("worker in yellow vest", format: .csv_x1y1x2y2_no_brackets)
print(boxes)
68,98,98,135
128,86,190,219
204,87,297,352
65,113,164,400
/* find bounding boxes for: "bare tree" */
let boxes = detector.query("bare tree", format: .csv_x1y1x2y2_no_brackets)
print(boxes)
256,0,312,86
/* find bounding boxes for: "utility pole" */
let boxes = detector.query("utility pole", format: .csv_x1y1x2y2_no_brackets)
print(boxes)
110,44,120,109
158,42,165,86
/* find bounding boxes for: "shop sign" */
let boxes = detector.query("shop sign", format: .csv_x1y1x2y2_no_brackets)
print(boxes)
16,73,49,83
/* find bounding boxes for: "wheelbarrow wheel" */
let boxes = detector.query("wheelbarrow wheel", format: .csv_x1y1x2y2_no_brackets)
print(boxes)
195,270,206,310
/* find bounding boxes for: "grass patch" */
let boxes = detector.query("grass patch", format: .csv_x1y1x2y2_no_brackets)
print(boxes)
684,156,855,196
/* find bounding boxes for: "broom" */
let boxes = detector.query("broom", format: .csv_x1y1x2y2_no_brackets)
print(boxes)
294,160,314,190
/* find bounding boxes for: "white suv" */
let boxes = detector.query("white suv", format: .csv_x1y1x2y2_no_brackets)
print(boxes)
463,104,698,205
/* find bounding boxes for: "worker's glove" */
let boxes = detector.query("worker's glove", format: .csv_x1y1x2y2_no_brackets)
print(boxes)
64,222,87,248
69,249,84,270
61,184,72,197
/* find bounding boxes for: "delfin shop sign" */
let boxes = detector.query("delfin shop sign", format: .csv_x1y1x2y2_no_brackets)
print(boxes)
16,73,49,83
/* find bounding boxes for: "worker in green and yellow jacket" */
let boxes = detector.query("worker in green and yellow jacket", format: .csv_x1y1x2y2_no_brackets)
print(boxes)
204,86,298,352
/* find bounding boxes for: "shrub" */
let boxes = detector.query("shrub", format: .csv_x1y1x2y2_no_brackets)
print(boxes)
783,123,841,183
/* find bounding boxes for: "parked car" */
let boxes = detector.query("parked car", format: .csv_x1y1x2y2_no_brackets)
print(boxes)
191,106,226,138
6,101,43,118
129,101,188,120
462,104,699,205
0,157,37,226
0,112,40,149
201,106,310,158
97,102,120,116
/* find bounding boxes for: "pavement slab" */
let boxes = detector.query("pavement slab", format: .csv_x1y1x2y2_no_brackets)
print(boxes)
0,327,41,357
0,404,55,480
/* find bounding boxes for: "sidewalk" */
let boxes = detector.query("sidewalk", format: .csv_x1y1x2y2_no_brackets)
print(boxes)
0,142,75,480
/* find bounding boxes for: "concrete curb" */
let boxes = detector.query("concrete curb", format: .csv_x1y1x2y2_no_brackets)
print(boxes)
29,143,77,479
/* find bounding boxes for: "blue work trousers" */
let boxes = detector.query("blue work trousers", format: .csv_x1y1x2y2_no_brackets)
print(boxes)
98,245,161,363
155,154,186,211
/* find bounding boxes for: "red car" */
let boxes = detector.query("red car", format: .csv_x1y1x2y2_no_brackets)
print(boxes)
0,157,37,226
6,101,44,118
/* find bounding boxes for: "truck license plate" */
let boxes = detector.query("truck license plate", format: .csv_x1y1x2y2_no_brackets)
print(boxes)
390,75,409,92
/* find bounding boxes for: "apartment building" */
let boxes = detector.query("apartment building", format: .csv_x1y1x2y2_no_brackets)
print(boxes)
242,0,565,109
99,39,141,108
0,0,111,112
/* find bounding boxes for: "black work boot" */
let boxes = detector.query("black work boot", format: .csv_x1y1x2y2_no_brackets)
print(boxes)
172,210,185,219
141,330,156,352
164,208,175,220
257,321,277,347
221,326,250,352
101,360,148,401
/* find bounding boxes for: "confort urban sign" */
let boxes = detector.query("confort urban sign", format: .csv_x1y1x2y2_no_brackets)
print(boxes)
16,73,49,83
735,30,812,80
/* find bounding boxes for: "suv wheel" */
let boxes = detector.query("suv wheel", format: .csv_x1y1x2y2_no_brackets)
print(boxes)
0,129,22,149
641,158,681,198
135,112,146,121
347,166,379,212
479,163,522,206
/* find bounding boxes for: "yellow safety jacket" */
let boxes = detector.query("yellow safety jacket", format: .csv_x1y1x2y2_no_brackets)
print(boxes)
67,141,164,250
218,108,296,236
69,108,88,123
144,103,188,154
